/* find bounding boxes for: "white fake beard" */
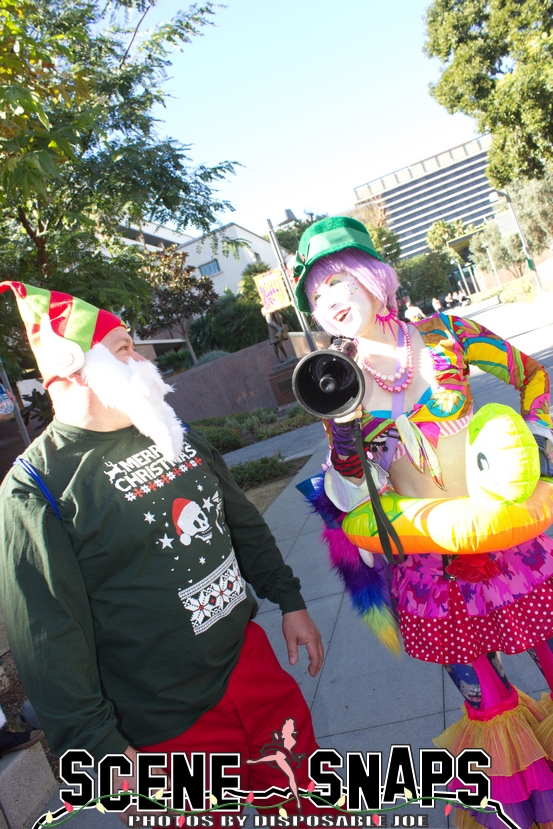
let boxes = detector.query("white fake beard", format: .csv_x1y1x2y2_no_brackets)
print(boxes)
81,344,184,462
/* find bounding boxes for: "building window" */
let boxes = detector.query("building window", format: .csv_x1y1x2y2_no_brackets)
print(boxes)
199,259,220,277
253,251,261,262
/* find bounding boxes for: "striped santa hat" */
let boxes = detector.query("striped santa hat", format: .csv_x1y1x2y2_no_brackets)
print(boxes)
0,281,124,387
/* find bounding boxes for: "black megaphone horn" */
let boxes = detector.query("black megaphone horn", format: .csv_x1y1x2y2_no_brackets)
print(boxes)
291,349,365,419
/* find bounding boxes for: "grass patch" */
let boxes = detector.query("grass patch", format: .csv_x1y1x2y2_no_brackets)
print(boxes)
230,452,295,490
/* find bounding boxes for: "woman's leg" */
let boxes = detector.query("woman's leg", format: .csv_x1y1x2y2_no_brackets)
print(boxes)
528,637,553,690
444,652,509,711
441,653,553,829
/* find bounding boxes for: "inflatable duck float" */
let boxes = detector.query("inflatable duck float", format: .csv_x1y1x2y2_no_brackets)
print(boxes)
343,403,553,556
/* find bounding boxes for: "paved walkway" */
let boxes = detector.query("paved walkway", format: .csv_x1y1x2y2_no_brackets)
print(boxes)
36,296,553,827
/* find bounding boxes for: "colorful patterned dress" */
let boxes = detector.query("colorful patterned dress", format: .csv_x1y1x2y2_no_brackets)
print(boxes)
362,314,553,665
304,314,553,829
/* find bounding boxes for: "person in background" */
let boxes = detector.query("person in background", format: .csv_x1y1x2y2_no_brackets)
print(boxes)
0,703,44,757
431,296,443,313
0,380,44,756
403,298,426,322
457,287,471,306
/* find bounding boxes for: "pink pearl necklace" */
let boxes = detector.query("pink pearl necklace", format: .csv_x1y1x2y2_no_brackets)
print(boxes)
356,320,414,394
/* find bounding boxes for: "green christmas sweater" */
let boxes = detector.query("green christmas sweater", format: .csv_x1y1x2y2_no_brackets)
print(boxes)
0,422,305,762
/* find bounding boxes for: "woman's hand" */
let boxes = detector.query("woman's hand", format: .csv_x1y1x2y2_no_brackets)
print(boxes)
333,405,363,425
534,433,553,478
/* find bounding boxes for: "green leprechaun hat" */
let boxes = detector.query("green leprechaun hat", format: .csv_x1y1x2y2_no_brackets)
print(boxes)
293,216,385,312
0,281,124,387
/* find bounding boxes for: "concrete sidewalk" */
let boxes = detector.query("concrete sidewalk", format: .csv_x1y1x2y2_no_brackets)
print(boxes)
34,297,553,827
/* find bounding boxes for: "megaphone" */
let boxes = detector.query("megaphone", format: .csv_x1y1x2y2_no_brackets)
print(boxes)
292,350,365,419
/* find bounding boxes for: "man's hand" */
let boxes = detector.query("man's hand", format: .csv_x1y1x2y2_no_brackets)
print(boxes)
116,745,169,825
282,610,324,677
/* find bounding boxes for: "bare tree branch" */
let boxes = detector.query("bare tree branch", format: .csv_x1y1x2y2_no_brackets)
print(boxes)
120,2,155,67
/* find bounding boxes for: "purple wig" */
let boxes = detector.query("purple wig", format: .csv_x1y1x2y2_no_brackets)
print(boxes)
305,248,399,336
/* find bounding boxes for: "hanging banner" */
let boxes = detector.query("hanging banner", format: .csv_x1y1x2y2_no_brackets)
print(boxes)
253,269,291,313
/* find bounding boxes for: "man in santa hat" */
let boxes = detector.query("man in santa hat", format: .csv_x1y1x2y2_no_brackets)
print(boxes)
0,282,325,814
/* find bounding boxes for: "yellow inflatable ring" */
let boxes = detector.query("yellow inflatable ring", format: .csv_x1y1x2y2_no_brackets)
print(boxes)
343,403,553,556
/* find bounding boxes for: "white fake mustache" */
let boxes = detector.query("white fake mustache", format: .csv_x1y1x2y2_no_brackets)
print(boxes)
81,344,184,462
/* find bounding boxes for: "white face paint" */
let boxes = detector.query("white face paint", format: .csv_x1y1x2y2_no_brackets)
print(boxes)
311,272,380,338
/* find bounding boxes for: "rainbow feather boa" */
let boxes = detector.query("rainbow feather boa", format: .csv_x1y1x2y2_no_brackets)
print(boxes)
296,472,401,655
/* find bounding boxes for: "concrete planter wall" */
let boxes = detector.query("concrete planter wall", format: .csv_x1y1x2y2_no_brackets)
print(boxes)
169,340,281,421
161,332,332,422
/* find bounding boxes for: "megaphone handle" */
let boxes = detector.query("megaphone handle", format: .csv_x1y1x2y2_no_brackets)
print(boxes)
352,424,404,564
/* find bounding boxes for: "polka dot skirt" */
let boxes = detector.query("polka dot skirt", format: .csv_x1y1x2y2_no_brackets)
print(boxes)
400,576,553,664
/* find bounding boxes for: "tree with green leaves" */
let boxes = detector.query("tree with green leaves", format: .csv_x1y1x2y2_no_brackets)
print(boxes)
238,260,302,338
469,222,527,280
205,289,269,354
424,0,553,186
395,251,452,304
238,261,271,304
137,247,219,364
426,219,466,253
189,257,302,358
509,166,553,254
367,225,401,265
0,0,235,380
274,212,327,254
468,170,553,281
0,0,93,202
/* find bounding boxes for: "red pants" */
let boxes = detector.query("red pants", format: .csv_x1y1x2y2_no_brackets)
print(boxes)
141,621,328,815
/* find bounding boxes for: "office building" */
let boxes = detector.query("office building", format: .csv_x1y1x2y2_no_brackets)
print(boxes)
354,135,495,259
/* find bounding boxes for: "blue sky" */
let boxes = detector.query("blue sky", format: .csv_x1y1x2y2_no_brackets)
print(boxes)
142,0,477,235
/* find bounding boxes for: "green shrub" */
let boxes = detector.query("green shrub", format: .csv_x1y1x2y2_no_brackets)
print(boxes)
195,350,230,366
21,389,54,428
190,406,317,446
191,414,234,428
223,417,243,431
156,348,192,373
499,276,537,304
230,453,294,490
285,403,302,419
253,426,274,442
468,287,501,304
241,415,261,433
290,410,317,427
197,425,243,453
251,407,278,424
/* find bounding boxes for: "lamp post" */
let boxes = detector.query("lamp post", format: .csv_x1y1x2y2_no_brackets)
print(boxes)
451,258,471,297
489,190,543,290
483,243,502,290
266,212,317,352
467,262,482,293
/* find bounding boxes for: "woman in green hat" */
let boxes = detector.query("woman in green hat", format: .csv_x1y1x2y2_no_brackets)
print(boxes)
294,216,553,829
